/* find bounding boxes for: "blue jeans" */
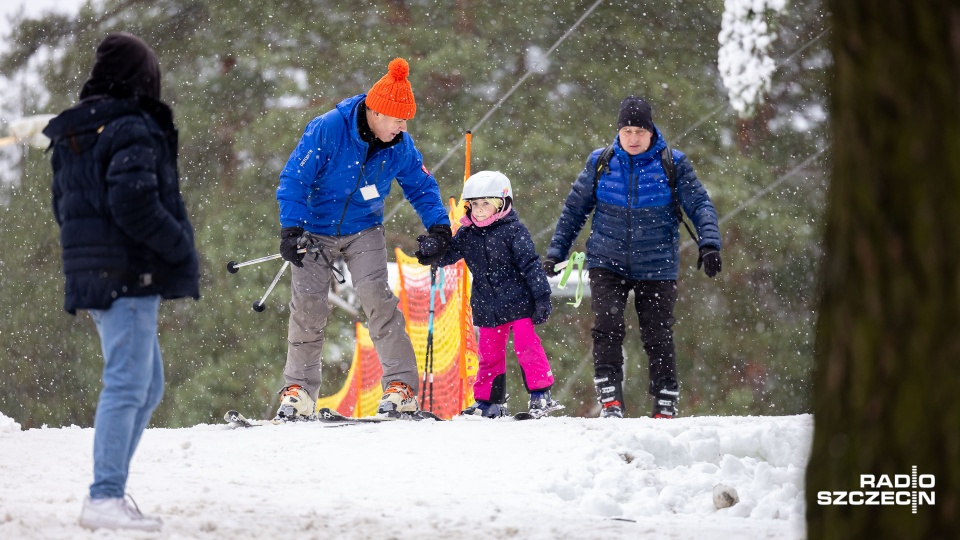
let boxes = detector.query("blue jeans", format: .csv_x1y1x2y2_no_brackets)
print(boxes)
87,295,164,499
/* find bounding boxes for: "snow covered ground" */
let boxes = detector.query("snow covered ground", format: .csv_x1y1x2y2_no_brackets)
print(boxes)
0,411,810,539
1,2,811,537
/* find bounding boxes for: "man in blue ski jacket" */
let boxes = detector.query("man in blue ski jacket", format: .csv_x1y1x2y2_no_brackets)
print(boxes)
544,96,722,419
274,58,451,419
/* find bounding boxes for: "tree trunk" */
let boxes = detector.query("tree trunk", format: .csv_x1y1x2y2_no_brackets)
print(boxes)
456,0,474,34
386,0,411,26
807,2,960,538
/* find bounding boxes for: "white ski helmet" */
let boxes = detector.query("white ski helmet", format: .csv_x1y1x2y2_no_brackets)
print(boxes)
462,170,513,201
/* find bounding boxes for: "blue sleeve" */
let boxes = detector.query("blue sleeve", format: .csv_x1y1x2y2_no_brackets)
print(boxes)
277,116,328,228
546,151,600,261
673,150,721,250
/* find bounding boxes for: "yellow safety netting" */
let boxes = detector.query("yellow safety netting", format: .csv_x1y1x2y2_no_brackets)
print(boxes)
315,239,477,419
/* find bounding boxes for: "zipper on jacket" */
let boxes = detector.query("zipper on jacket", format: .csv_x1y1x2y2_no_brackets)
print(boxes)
626,157,635,272
479,227,502,326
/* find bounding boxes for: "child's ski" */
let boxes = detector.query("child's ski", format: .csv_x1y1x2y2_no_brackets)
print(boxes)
513,403,565,421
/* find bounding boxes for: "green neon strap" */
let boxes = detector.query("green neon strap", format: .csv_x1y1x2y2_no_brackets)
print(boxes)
557,252,586,307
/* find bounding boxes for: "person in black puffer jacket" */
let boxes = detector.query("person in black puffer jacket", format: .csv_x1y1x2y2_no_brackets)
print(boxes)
426,171,561,419
43,32,198,532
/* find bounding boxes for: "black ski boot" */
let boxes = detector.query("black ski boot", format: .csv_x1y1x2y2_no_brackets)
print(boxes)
594,367,624,418
652,378,680,418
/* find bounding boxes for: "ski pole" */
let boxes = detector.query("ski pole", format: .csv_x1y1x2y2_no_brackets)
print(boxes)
421,265,437,411
420,265,447,412
226,249,307,274
252,261,290,312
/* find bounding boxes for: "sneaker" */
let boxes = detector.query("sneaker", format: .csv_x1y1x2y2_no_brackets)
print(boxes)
460,401,510,418
79,495,162,532
377,381,419,414
528,390,563,415
600,401,624,419
652,383,680,419
275,384,315,420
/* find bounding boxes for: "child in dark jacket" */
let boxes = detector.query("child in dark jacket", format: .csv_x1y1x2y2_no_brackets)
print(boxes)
421,171,562,418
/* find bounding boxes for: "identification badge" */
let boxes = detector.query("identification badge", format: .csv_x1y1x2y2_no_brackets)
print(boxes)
360,184,380,200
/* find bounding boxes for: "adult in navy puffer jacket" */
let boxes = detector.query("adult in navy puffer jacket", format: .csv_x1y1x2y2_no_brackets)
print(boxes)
544,96,722,421
44,33,198,531
44,59,199,314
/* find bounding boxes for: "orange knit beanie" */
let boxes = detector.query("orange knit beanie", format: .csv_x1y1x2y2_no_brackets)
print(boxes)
365,58,416,120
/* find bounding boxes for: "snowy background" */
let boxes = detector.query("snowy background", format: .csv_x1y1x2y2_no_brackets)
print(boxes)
1,1,814,538
1,0,86,185
0,410,810,539
0,0,81,51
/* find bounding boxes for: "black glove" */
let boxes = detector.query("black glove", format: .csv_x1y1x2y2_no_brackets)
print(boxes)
280,226,305,267
531,298,552,325
415,224,452,266
542,257,561,278
697,246,722,278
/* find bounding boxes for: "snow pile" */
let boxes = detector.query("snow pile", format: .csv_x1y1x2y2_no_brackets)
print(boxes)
717,0,788,117
544,415,809,524
0,413,811,539
0,410,21,433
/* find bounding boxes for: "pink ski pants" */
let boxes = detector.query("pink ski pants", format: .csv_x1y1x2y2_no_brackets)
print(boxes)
473,317,554,401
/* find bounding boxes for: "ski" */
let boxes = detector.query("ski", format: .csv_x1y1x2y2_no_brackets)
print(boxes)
223,409,270,428
317,407,444,423
222,409,353,429
224,407,445,429
513,404,565,421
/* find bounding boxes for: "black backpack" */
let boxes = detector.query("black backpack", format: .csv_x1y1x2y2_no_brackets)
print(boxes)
591,143,699,242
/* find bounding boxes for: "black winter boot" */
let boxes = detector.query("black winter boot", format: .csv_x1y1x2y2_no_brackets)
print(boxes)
594,367,624,418
652,377,680,418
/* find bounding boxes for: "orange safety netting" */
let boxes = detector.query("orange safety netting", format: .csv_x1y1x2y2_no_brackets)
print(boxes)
315,245,477,419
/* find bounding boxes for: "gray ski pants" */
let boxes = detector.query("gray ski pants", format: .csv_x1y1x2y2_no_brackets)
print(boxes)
283,225,418,399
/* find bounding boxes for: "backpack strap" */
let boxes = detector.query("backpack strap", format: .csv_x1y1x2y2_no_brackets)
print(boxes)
591,143,615,195
661,145,699,243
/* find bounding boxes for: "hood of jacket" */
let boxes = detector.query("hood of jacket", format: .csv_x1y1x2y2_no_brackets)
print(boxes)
79,32,161,101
